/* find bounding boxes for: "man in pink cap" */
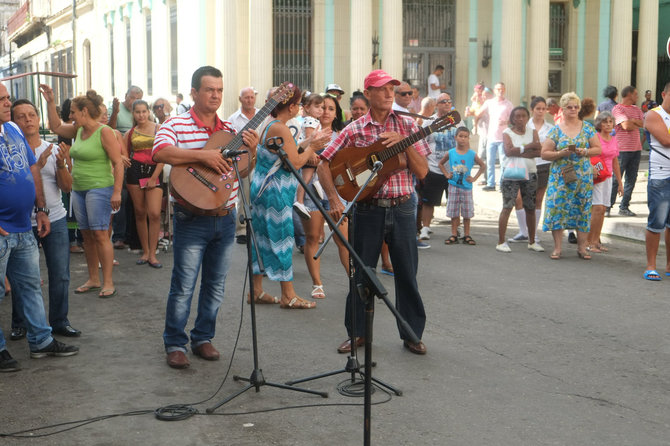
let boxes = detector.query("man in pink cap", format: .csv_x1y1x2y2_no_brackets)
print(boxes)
318,69,430,355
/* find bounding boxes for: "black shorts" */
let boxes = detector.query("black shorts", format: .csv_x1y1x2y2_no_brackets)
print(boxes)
418,171,449,206
126,158,162,185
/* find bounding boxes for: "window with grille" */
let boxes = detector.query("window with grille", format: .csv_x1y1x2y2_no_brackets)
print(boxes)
403,0,455,48
273,0,312,91
549,2,567,60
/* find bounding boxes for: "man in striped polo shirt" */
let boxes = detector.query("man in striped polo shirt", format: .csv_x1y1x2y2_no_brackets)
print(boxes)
611,86,645,216
153,66,258,369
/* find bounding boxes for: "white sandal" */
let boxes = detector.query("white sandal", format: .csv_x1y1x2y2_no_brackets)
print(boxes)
311,284,326,299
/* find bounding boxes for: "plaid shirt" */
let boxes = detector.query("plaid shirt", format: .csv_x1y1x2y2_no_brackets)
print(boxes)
321,110,430,198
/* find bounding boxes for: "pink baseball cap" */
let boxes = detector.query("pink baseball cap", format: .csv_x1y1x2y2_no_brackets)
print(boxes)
364,70,400,89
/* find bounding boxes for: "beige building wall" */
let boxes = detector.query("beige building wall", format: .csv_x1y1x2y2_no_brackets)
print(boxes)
332,2,351,94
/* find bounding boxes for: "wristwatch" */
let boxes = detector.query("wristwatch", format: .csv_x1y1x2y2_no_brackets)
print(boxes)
35,207,50,216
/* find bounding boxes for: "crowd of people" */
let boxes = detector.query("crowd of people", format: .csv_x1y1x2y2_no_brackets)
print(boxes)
1,63,669,373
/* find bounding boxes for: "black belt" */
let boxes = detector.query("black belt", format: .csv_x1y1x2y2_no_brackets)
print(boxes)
364,195,411,208
174,202,233,217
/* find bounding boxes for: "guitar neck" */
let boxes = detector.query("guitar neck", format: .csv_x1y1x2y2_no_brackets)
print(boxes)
379,126,434,162
222,98,279,152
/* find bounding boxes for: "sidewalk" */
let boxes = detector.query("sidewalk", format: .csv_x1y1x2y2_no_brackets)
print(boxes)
470,152,652,244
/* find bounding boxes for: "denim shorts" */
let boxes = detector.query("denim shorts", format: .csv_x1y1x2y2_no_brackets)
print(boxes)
647,177,670,233
72,186,114,231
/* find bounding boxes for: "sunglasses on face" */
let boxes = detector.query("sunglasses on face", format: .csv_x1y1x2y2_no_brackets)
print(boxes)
564,105,580,110
438,99,452,104
153,104,164,109
397,91,413,97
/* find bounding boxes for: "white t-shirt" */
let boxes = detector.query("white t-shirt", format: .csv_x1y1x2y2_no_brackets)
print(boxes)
298,116,322,145
502,127,537,174
32,140,67,224
427,74,440,99
648,106,670,180
527,119,554,166
227,107,259,133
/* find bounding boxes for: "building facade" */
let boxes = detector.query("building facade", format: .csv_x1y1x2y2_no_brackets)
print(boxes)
1,0,668,117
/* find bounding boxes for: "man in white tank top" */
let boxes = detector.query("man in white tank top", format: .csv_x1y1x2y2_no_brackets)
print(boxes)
643,82,670,281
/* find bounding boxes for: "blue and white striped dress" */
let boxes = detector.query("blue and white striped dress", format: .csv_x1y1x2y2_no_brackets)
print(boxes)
250,120,298,281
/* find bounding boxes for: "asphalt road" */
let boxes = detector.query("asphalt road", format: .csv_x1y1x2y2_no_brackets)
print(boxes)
1,203,669,446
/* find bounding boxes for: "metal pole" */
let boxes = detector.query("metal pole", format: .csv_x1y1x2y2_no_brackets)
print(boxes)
72,0,77,94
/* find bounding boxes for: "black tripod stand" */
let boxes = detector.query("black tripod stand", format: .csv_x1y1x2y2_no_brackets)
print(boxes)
285,163,401,397
263,137,420,445
206,152,328,414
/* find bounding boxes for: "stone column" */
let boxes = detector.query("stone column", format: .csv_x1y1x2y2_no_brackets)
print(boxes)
499,0,523,104
222,0,238,116
381,0,403,82
249,0,273,99
608,0,632,90
350,0,372,92
526,0,550,99
636,0,658,99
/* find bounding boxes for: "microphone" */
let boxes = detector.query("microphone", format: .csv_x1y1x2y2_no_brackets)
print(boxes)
221,148,248,158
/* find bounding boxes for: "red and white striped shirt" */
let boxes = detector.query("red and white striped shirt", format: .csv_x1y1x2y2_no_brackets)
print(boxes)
612,104,644,152
153,109,239,207
320,110,430,198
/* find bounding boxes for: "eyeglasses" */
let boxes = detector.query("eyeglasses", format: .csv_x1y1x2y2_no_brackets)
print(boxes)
397,91,413,97
564,105,580,110
438,99,452,104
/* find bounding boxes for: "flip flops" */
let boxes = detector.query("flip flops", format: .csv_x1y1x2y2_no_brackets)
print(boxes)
643,270,662,281
98,288,117,298
74,284,101,294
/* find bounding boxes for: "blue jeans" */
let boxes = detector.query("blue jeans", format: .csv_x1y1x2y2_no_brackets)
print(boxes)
646,177,670,233
486,141,504,187
12,217,71,330
0,231,53,352
346,194,426,341
163,204,236,353
610,151,641,210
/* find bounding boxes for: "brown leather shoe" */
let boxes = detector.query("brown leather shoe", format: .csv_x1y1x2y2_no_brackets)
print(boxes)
193,342,220,361
166,351,190,369
337,337,365,354
403,340,427,355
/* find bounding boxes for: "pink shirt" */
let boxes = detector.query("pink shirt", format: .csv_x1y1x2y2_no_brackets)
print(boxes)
597,133,619,176
480,98,514,142
612,104,644,152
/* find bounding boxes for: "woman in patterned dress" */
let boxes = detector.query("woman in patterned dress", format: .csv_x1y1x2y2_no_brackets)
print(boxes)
249,84,317,309
541,92,601,260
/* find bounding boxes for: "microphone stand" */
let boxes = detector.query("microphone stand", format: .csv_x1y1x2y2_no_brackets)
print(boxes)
287,161,401,397
207,153,328,415
265,137,419,446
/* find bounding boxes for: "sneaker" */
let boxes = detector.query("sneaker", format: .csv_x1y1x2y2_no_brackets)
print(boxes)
618,208,636,217
419,227,431,240
508,233,528,243
30,339,79,359
416,240,431,249
496,242,512,253
528,242,545,252
0,349,20,372
568,231,577,244
293,202,311,220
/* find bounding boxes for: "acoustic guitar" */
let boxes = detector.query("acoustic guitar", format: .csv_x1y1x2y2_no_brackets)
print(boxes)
329,111,460,202
169,83,294,211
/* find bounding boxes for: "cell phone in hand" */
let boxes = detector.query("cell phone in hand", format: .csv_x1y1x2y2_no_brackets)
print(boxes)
568,144,576,152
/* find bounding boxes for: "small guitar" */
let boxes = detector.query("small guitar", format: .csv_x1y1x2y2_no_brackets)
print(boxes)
169,83,294,211
329,111,460,202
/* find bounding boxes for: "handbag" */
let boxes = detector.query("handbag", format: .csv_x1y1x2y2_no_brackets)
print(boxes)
590,155,611,184
502,157,529,181
561,163,577,184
